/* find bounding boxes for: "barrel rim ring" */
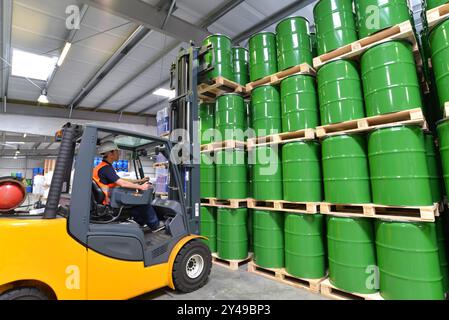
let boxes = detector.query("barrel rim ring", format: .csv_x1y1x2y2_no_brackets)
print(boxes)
203,33,232,42
232,46,249,51
368,123,422,134
429,16,449,40
275,15,311,31
251,83,279,92
217,92,245,98
248,31,276,42
321,132,366,140
436,117,449,127
317,58,356,73
360,39,414,60
281,72,316,82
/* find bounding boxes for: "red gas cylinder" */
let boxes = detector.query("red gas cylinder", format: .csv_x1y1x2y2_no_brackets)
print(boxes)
0,178,26,212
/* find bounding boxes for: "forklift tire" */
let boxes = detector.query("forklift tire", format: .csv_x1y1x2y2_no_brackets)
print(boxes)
172,239,212,293
0,287,49,300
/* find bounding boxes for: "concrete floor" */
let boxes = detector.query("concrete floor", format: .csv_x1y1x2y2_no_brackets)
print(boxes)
139,263,329,300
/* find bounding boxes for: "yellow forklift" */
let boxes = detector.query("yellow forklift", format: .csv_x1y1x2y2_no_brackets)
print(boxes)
0,43,212,300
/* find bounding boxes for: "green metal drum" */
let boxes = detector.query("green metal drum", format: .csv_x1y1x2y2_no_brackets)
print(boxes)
201,206,217,252
327,217,377,294
436,217,449,293
252,146,283,200
426,0,448,10
376,220,445,300
251,85,282,137
200,152,215,198
437,119,449,194
368,126,432,206
200,102,214,145
276,16,313,70
217,208,248,260
247,209,254,252
249,32,278,81
215,149,247,199
314,0,358,55
232,47,249,86
322,134,371,204
430,18,449,111
317,60,365,125
215,94,246,142
354,0,410,39
425,133,443,203
202,34,233,82
282,141,322,202
281,74,319,132
361,40,422,117
285,214,326,279
253,210,284,268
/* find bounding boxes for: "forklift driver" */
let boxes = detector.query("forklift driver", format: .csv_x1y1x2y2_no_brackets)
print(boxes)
93,141,165,232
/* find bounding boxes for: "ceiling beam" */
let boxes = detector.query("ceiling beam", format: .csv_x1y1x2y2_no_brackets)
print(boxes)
68,25,152,110
136,79,171,115
78,0,210,43
1,135,54,143
232,0,317,45
1,149,60,157
1,0,12,99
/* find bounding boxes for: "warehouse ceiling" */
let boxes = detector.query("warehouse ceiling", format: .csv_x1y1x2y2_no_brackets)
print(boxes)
0,0,318,122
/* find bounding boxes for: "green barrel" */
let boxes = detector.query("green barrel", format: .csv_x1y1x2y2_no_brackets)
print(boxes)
252,146,283,200
251,85,282,137
368,126,432,206
354,0,410,39
361,40,422,117
327,217,377,294
247,209,254,252
437,119,449,194
285,214,326,279
282,141,322,202
314,0,358,55
322,134,371,204
425,133,443,203
232,47,249,86
200,152,215,198
201,206,217,252
217,208,248,260
317,60,365,125
310,32,318,58
281,74,319,132
202,34,233,82
215,94,246,142
436,218,449,292
249,32,278,82
430,18,449,111
253,210,284,268
199,102,214,145
215,149,247,199
426,0,448,10
376,220,444,300
275,16,313,70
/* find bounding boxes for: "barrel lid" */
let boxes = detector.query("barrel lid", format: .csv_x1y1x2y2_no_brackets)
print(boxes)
248,31,276,42
360,39,414,60
369,123,421,134
218,92,244,98
321,132,365,140
275,16,310,29
281,73,315,82
313,0,327,15
429,16,449,40
203,33,232,42
317,58,354,72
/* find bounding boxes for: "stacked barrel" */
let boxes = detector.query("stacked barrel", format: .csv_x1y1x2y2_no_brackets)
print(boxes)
200,34,251,261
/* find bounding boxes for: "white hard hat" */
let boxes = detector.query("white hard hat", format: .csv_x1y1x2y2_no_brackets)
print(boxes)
98,141,119,155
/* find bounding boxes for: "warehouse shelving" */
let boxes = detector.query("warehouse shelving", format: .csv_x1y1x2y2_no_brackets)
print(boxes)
320,202,440,223
426,3,449,31
212,252,253,271
198,76,247,101
247,261,325,294
316,108,427,138
319,279,384,301
244,62,315,93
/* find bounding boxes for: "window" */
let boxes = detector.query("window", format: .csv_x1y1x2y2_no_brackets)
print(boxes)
11,49,58,81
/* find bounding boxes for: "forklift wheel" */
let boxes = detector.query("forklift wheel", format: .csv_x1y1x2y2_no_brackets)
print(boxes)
0,287,49,300
172,239,212,293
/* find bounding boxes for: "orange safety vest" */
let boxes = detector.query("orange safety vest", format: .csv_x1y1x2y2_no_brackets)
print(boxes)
92,161,119,205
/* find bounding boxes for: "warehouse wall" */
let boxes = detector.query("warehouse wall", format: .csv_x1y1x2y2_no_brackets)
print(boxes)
0,157,44,179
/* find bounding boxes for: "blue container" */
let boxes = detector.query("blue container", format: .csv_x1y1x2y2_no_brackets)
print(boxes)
26,186,32,193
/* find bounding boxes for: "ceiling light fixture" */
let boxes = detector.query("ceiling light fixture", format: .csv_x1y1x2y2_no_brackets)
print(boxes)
153,88,175,99
57,42,72,67
38,90,49,104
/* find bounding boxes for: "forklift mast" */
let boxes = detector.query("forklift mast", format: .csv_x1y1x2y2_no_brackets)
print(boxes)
168,42,212,235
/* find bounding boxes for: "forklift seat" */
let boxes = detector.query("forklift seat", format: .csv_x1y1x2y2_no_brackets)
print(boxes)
92,180,105,204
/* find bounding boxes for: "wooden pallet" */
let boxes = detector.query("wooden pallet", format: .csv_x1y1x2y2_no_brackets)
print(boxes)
201,198,248,209
200,140,246,152
316,108,426,138
198,76,246,101
426,3,449,31
247,129,315,149
320,202,440,222
247,199,319,214
313,20,417,69
320,279,383,300
247,261,325,293
153,162,168,169
245,63,316,93
212,253,253,271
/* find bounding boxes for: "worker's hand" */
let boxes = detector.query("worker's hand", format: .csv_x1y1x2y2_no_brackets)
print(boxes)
139,183,151,191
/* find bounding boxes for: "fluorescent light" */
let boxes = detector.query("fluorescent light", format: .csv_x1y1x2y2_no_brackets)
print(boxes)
153,88,175,99
38,93,49,104
5,142,26,145
11,48,57,81
57,42,72,67
23,133,27,138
